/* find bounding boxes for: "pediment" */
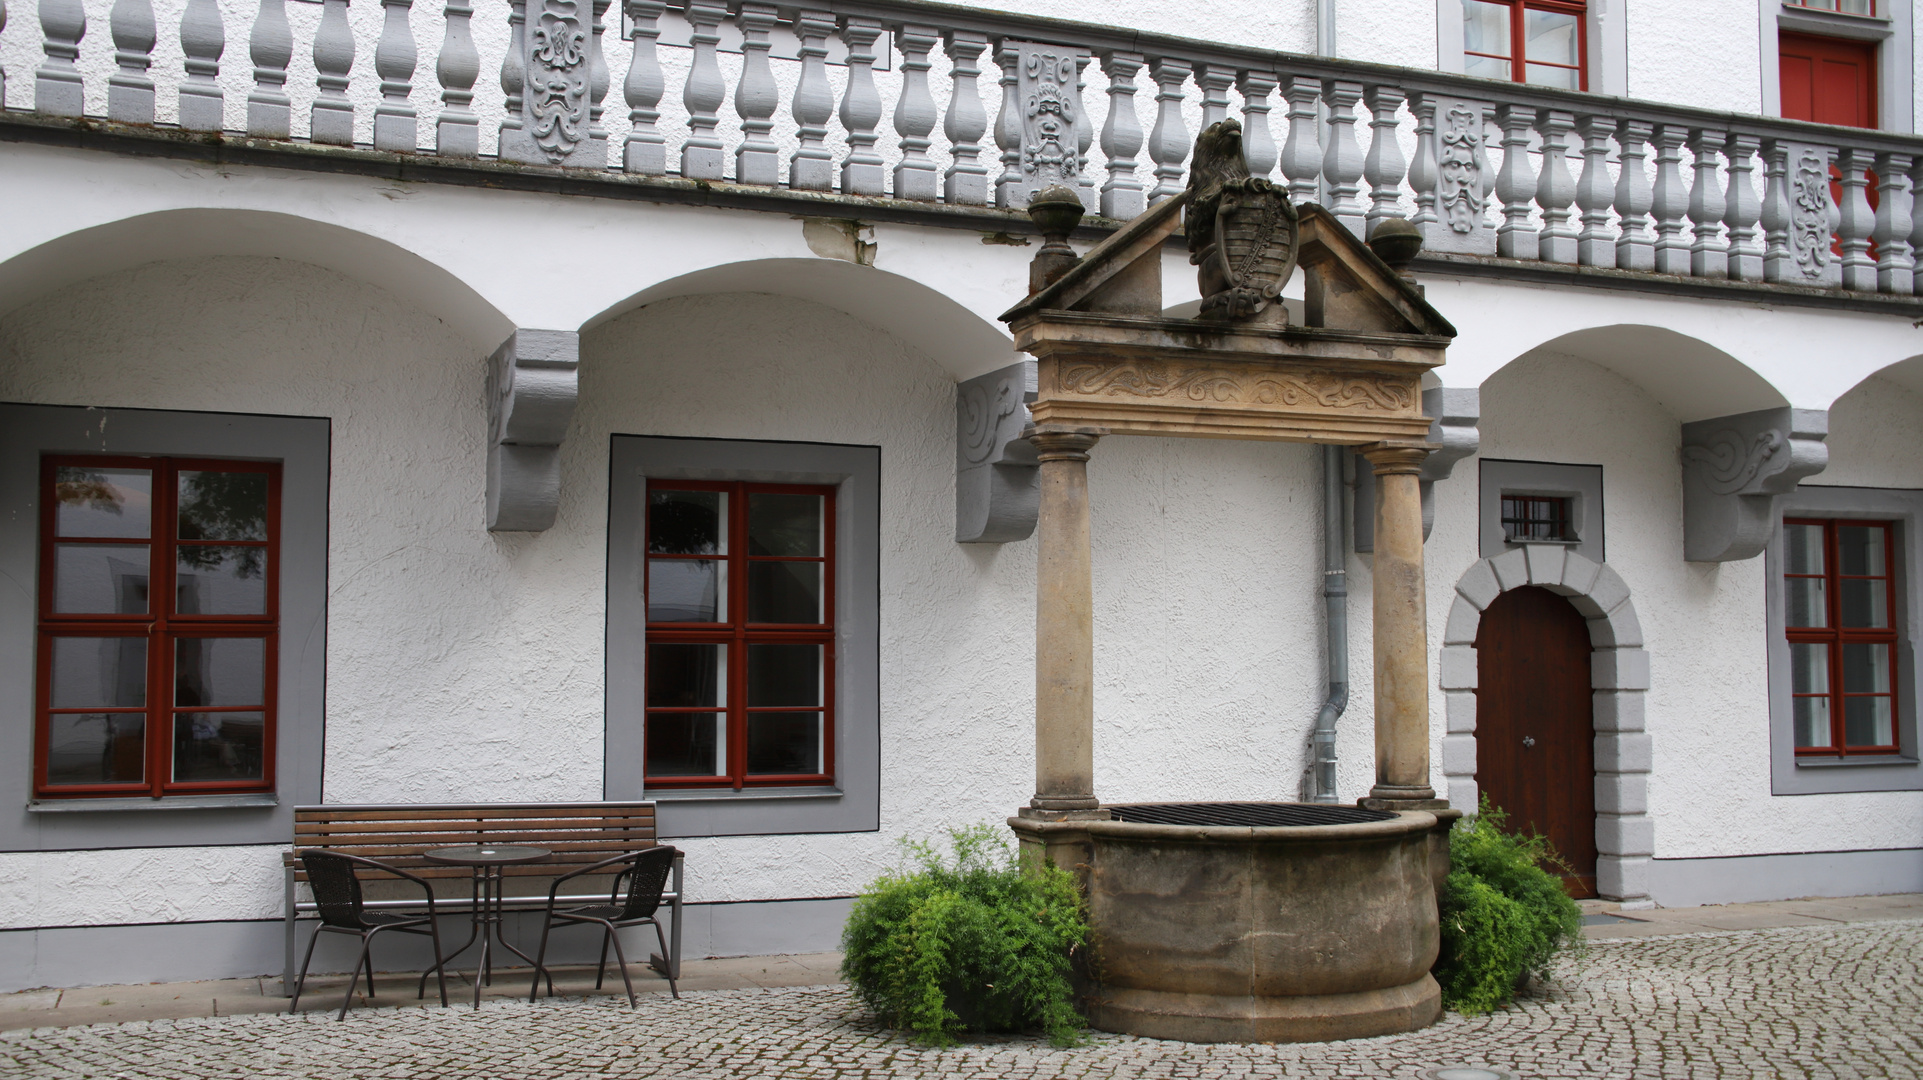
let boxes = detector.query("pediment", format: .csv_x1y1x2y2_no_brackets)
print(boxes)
1001,193,1185,322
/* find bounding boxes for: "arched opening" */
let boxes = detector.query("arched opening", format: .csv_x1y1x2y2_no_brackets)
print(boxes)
1497,324,1787,423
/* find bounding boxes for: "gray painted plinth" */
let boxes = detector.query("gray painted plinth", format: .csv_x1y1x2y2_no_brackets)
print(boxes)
1649,847,1923,908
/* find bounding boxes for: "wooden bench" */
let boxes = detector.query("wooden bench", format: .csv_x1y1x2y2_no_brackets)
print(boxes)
282,801,681,995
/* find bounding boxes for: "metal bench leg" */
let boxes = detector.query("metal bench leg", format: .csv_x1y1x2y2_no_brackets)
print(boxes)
671,855,684,980
283,867,297,997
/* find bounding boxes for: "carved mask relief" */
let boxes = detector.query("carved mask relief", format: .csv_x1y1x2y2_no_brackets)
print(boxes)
1018,44,1082,190
1438,102,1486,235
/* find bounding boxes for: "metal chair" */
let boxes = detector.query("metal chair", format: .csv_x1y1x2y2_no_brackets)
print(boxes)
290,850,450,1019
528,846,680,1007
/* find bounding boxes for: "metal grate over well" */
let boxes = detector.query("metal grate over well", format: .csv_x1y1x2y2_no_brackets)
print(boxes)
1108,802,1398,827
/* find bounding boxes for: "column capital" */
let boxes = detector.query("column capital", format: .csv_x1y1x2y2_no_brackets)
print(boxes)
1029,426,1103,461
1358,441,1430,475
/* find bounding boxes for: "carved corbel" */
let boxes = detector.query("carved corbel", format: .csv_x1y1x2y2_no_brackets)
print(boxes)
486,329,580,532
956,360,1040,543
1682,407,1828,562
1354,387,1481,551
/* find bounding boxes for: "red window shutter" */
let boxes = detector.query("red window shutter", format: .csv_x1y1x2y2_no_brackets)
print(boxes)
1779,32,1877,129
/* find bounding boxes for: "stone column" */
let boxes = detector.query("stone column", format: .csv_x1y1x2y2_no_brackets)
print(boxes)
1360,442,1442,809
1028,427,1103,816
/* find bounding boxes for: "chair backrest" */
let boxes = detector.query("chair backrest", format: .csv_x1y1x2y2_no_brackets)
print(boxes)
614,846,678,922
286,802,658,882
300,850,368,929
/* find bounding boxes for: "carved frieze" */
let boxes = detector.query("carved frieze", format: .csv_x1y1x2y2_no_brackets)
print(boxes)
1681,407,1828,562
1415,95,1495,255
1058,360,1414,412
486,328,580,531
500,0,591,164
956,361,1040,543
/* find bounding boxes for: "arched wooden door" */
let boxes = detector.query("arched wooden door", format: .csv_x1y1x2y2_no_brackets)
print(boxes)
1474,585,1598,897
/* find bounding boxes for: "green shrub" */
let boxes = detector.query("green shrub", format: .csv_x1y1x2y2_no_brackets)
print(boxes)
1433,798,1586,1015
840,824,1089,1047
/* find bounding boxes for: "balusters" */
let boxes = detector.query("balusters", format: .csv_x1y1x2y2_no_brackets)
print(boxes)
1075,54,1095,210
108,0,156,123
1197,64,1233,129
1408,94,1438,231
243,0,291,136
1321,80,1365,235
372,0,417,151
679,0,726,179
1534,110,1577,264
178,0,225,130
1687,130,1727,278
891,23,940,200
1360,84,1405,236
733,3,780,186
1873,152,1915,295
993,40,1022,206
1099,52,1146,219
1836,148,1877,291
1145,57,1192,203
838,17,885,196
1723,134,1763,281
36,0,86,116
789,9,834,190
1759,138,1793,282
499,0,524,148
1614,119,1655,271
587,0,609,156
1574,116,1615,266
1911,158,1923,295
1492,104,1537,260
1237,70,1279,179
942,31,991,206
311,0,353,144
1650,125,1691,274
1279,76,1321,206
1,0,8,110
435,0,481,156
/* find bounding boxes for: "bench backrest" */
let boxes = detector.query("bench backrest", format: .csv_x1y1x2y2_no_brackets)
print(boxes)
287,802,658,881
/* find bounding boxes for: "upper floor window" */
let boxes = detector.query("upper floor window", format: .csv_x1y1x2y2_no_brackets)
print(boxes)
1783,518,1899,757
1463,0,1587,91
1785,0,1874,14
36,456,281,798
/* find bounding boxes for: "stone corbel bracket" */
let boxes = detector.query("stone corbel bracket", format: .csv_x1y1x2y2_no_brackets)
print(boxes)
1355,387,1481,551
1682,407,1828,562
486,329,581,532
956,360,1040,543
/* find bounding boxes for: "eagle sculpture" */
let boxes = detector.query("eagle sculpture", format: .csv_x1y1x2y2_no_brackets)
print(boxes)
1185,118,1299,321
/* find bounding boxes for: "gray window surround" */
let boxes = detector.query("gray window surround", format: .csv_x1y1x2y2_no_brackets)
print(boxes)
0,403,330,852
1435,0,1629,97
1759,0,1914,133
605,435,880,839
1764,484,1923,794
1479,458,1606,566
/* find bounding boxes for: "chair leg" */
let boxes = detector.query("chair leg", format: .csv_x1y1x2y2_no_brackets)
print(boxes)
360,941,376,997
340,937,369,1021
594,929,612,990
651,920,679,1000
528,917,555,1004
289,925,325,1014
426,919,449,1007
603,923,637,1009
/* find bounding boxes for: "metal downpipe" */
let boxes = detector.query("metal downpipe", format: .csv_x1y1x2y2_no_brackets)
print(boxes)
1311,443,1348,804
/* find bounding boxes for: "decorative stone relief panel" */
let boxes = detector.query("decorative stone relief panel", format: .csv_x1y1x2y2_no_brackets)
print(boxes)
1681,407,1828,562
1776,141,1843,288
1354,386,1480,550
499,0,596,165
486,328,580,532
1414,95,1496,255
956,360,1040,543
995,40,1091,210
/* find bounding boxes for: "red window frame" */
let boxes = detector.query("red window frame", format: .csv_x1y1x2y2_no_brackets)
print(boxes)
1465,0,1589,91
1783,0,1875,15
34,455,281,798
1784,518,1900,757
643,480,836,790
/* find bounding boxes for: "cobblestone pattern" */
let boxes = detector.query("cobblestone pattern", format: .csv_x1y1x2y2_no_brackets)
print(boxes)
4,921,1919,1080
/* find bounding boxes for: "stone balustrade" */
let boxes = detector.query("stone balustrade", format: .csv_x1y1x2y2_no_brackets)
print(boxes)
11,0,1923,297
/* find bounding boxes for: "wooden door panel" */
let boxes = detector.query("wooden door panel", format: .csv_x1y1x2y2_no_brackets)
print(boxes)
1474,585,1598,897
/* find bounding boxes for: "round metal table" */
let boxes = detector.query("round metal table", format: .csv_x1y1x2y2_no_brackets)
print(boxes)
424,844,551,1008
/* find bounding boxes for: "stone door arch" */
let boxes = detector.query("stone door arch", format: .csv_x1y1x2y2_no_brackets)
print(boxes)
1439,546,1654,904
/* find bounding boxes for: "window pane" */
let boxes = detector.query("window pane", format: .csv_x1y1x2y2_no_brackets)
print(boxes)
51,636,148,708
1465,53,1512,80
748,561,823,623
748,643,822,707
648,559,725,622
1785,523,1825,575
54,467,152,539
647,643,726,707
1789,642,1829,695
1524,8,1579,67
172,711,266,782
1838,578,1888,628
177,471,268,541
45,713,146,785
1793,696,1833,748
174,637,266,707
1844,696,1894,748
648,490,725,555
748,494,823,556
1840,642,1890,694
1524,63,1581,90
1785,577,1826,628
1836,525,1885,577
176,547,268,615
646,713,724,776
747,713,822,775
53,543,151,614
1464,0,1512,58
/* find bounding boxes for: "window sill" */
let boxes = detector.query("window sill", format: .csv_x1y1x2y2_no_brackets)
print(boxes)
1778,5,1894,41
646,786,844,802
1794,754,1918,768
1503,537,1583,546
27,793,280,813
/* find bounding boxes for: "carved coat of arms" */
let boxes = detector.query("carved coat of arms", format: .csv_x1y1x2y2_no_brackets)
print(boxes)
1184,118,1299,320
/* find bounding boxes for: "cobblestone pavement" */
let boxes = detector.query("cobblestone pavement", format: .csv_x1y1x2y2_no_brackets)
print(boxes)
4,920,1919,1080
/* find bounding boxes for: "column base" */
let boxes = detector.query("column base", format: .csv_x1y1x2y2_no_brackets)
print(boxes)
1359,795,1450,812
1086,973,1441,1044
1028,796,1101,814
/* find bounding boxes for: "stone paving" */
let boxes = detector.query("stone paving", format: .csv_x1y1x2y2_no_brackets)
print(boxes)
4,916,1921,1080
